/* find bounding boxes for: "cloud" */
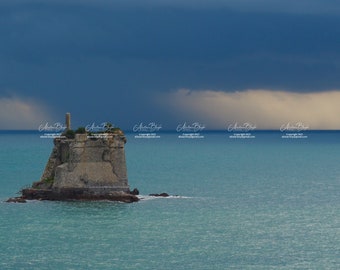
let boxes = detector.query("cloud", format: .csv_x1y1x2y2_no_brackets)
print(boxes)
210,0,340,15
160,89,340,130
0,96,55,129
2,0,339,14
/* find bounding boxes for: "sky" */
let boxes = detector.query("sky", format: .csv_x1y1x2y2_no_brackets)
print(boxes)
1,0,340,130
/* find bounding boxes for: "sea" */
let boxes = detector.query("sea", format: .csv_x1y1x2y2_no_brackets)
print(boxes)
0,130,339,269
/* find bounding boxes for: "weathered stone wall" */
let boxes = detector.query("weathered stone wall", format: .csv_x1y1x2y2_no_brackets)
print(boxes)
40,138,69,181
40,133,129,193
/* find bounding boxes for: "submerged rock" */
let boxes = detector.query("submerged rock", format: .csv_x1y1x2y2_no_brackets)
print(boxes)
149,193,170,197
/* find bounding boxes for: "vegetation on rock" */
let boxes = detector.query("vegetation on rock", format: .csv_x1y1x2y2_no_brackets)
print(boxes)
75,127,86,134
64,129,75,139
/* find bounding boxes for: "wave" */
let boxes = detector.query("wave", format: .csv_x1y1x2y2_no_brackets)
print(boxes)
137,195,192,201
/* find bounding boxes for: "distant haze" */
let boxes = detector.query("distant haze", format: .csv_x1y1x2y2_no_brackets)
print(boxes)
160,89,340,130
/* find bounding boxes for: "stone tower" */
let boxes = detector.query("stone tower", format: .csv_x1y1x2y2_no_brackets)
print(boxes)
37,114,131,196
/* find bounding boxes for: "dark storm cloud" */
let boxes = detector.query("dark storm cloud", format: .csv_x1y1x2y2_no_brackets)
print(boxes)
3,0,340,14
2,1,340,61
1,0,340,129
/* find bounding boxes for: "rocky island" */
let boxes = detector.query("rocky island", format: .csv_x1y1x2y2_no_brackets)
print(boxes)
8,113,139,203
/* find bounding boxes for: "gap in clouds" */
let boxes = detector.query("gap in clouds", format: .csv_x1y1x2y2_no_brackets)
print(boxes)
159,89,340,130
0,95,56,130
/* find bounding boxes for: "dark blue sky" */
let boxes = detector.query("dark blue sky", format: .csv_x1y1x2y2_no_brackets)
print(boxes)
1,0,340,129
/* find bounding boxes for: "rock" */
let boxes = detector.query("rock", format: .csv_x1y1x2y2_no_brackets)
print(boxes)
32,180,53,190
149,192,170,197
6,197,27,203
130,188,139,195
19,188,139,203
21,188,52,200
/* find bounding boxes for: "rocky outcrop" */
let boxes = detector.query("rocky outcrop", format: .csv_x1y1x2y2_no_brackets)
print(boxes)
6,197,27,203
11,130,139,203
22,188,138,203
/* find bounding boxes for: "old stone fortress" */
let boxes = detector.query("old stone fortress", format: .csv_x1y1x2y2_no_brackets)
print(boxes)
8,113,139,203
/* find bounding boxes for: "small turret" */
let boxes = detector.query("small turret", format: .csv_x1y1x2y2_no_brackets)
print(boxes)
65,112,71,130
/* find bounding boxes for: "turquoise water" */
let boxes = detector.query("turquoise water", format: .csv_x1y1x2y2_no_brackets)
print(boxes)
0,131,339,269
